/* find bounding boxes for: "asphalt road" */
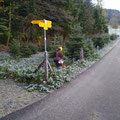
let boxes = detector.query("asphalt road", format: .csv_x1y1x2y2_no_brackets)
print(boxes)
1,39,120,120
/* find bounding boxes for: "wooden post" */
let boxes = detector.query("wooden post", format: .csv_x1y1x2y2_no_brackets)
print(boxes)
48,61,56,79
96,46,99,54
44,19,48,80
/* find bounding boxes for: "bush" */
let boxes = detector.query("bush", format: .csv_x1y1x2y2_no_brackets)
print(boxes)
9,40,39,58
83,39,96,59
66,34,96,60
20,44,32,57
110,34,118,40
104,35,110,44
9,39,21,57
92,34,110,49
28,43,38,54
66,35,84,60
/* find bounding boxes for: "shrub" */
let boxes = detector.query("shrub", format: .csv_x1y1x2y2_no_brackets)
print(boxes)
110,34,118,40
9,41,38,58
66,36,84,60
47,45,58,52
66,34,96,60
83,39,96,59
104,35,110,44
9,39,21,57
20,44,32,57
92,34,110,49
28,43,38,54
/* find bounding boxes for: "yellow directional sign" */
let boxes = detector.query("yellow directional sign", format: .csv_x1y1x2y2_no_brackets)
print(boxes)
31,20,52,30
31,20,43,24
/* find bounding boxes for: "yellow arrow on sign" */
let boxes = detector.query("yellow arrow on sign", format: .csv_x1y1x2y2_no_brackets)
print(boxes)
31,20,52,30
31,20,43,24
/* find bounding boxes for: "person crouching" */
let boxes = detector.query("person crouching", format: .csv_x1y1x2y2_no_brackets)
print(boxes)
53,47,63,68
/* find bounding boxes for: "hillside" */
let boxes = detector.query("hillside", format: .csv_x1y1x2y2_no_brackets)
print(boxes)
105,9,120,28
0,0,107,47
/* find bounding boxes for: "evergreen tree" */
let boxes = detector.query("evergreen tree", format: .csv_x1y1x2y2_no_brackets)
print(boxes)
73,0,95,34
0,18,9,44
0,0,109,48
93,8,108,33
36,0,73,34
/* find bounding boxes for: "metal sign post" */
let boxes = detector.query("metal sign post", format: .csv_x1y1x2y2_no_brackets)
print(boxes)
31,19,54,81
44,19,48,80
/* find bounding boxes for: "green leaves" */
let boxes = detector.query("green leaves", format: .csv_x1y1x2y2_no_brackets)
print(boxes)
0,18,9,43
9,39,38,57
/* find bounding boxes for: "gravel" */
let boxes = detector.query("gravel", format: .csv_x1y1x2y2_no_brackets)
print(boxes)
0,79,46,118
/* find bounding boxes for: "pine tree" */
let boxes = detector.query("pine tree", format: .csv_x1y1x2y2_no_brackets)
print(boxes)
93,8,108,33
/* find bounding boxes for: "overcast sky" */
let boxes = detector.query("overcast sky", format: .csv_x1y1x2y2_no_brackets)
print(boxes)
103,0,120,11
92,0,120,11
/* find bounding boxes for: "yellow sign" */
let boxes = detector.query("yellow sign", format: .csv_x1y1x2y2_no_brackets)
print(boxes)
31,20,43,24
31,20,52,30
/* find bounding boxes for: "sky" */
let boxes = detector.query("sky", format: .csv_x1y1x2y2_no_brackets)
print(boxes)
92,0,120,11
103,0,120,11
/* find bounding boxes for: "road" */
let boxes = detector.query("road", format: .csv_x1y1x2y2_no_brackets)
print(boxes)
1,39,120,120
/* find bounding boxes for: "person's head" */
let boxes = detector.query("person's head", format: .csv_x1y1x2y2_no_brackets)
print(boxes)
58,47,62,51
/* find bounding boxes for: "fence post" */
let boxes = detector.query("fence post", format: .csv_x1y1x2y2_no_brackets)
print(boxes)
96,46,99,54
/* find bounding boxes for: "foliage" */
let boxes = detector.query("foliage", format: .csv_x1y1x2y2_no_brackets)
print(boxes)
28,43,38,54
9,39,21,57
92,34,111,49
66,28,97,60
66,35,84,60
0,0,118,94
0,53,95,92
74,0,95,34
0,18,9,44
0,39,118,92
20,44,33,57
110,34,118,40
9,39,38,57
0,0,108,48
93,9,108,33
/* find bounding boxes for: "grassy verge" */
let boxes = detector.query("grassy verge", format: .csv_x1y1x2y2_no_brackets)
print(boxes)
0,38,119,92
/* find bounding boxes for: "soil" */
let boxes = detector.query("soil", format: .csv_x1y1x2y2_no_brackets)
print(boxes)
0,79,46,118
